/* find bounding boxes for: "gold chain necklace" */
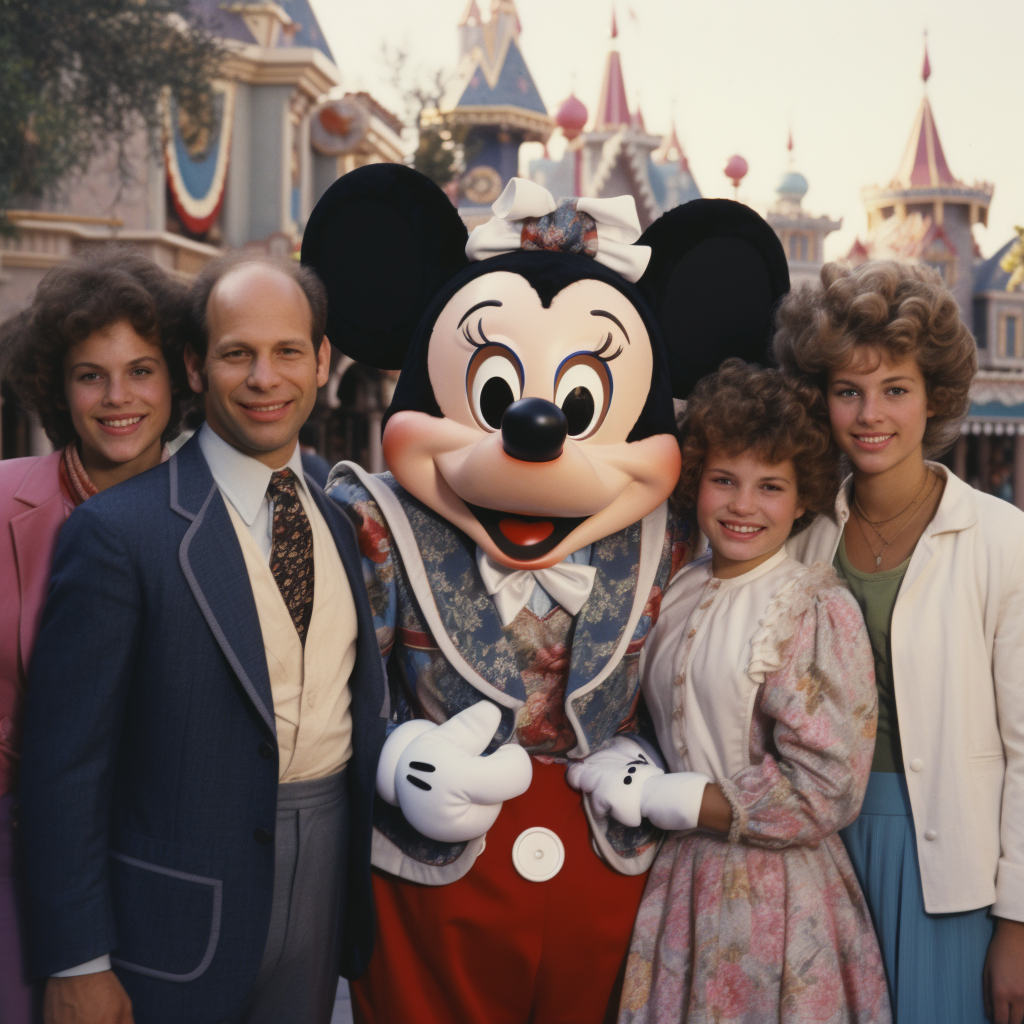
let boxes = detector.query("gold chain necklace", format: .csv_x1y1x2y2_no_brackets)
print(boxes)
853,470,930,526
852,471,936,569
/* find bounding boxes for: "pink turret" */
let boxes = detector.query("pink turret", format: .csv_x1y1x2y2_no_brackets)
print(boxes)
556,92,588,141
594,11,630,130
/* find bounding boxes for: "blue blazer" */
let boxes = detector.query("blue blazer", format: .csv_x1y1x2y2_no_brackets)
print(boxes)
19,434,386,1024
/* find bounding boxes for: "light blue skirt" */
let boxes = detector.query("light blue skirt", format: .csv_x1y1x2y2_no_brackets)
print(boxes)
840,772,994,1024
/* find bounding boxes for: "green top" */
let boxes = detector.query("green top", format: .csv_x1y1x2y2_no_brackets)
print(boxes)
834,537,911,773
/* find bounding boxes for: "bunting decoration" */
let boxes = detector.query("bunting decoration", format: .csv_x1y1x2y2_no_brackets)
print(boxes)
164,82,235,236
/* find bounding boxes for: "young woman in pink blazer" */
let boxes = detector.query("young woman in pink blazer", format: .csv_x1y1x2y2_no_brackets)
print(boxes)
0,249,188,1023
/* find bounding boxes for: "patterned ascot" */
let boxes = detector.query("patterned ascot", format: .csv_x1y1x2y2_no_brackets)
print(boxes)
267,469,315,643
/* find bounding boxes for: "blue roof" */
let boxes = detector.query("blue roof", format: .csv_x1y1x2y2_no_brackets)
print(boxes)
278,0,333,60
651,161,702,209
188,0,333,62
648,159,667,207
776,170,808,198
975,237,1020,293
457,39,547,115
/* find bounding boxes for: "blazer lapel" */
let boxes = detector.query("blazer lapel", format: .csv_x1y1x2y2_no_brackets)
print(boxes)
10,454,69,675
338,463,525,708
565,519,644,698
171,437,276,737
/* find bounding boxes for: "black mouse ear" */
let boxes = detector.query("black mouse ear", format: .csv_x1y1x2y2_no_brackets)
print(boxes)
637,199,790,398
301,164,470,370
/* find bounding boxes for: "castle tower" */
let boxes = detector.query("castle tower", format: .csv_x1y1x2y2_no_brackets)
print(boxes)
765,131,841,285
441,0,553,223
859,42,993,328
574,12,664,228
651,121,701,211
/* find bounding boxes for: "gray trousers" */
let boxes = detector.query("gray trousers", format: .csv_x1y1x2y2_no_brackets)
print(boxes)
240,769,348,1024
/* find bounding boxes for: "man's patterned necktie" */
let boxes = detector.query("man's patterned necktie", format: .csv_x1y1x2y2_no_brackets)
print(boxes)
267,469,314,644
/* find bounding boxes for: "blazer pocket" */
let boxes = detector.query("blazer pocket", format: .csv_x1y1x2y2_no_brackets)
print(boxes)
108,851,222,982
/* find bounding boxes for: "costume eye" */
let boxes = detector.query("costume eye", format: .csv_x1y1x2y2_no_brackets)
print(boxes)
554,356,612,439
467,346,523,431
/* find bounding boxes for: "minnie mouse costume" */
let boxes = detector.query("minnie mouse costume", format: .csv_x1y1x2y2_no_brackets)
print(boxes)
302,164,788,1024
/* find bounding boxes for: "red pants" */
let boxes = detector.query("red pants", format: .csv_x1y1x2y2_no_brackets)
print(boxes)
351,760,649,1024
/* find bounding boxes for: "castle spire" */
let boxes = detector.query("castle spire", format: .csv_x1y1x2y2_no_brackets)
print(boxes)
893,93,956,188
922,32,931,83
594,7,630,130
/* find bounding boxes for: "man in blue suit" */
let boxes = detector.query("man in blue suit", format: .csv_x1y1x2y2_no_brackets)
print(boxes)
19,255,386,1024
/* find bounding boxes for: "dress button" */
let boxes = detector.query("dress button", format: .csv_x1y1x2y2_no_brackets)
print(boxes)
258,742,274,760
512,827,565,882
924,829,937,841
253,827,272,845
910,758,924,772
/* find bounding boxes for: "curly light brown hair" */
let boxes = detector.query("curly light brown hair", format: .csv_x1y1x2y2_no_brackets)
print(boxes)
0,248,190,447
675,359,839,534
772,260,977,457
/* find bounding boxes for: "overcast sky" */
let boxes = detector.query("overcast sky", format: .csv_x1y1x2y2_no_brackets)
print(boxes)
311,0,1023,263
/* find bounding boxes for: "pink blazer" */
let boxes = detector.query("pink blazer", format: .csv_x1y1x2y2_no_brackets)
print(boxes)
0,452,73,797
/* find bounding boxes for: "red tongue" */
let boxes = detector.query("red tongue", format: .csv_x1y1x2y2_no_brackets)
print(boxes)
498,518,555,546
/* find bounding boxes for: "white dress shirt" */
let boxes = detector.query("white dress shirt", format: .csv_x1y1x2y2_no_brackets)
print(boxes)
197,422,310,560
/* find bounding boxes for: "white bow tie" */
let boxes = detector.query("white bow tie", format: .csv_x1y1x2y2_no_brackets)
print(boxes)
476,548,597,627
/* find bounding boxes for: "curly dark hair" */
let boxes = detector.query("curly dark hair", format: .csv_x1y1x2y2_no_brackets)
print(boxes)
675,359,839,535
772,260,977,457
0,248,190,447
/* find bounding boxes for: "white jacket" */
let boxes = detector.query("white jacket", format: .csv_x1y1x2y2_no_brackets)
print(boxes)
788,464,1024,919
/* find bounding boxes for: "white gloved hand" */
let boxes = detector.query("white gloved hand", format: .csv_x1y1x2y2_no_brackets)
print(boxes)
566,735,664,827
639,771,711,832
375,701,533,843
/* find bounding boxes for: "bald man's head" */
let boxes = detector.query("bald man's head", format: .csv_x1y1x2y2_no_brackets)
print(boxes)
187,253,327,359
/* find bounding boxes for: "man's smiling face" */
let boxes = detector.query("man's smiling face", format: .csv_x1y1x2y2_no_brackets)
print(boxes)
185,263,330,468
382,270,681,569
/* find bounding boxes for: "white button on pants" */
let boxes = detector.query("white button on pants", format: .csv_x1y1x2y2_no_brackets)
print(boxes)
924,829,937,841
512,827,565,882
910,758,924,772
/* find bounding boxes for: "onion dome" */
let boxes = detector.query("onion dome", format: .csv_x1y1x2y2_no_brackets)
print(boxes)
556,92,588,141
724,154,748,188
776,169,808,201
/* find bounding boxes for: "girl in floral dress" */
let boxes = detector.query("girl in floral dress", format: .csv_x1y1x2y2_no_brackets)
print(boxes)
595,361,890,1024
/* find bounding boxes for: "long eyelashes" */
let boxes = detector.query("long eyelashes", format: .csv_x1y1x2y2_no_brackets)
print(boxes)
593,332,623,362
463,322,623,363
462,317,494,349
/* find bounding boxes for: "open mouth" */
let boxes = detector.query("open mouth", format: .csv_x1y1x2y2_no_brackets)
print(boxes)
465,502,588,561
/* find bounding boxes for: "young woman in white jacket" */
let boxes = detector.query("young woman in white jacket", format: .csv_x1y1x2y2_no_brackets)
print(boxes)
775,260,1024,1024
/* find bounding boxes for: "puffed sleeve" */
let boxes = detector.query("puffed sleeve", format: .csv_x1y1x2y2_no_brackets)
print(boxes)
719,574,877,849
993,535,1024,921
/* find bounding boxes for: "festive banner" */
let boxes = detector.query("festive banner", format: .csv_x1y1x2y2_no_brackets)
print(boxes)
164,81,235,235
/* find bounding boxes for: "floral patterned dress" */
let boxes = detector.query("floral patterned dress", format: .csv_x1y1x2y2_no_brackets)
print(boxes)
620,550,891,1024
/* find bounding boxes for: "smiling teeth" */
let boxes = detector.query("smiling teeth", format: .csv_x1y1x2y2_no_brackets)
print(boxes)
102,417,142,427
858,434,893,443
249,403,286,411
725,524,763,534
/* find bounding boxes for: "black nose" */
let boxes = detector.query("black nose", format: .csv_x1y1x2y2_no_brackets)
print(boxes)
501,398,568,463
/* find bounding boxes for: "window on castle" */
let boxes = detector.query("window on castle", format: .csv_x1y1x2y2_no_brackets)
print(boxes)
1000,314,1022,359
788,234,809,261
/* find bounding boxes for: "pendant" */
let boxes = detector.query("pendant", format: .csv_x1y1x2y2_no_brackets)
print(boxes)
876,555,883,567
